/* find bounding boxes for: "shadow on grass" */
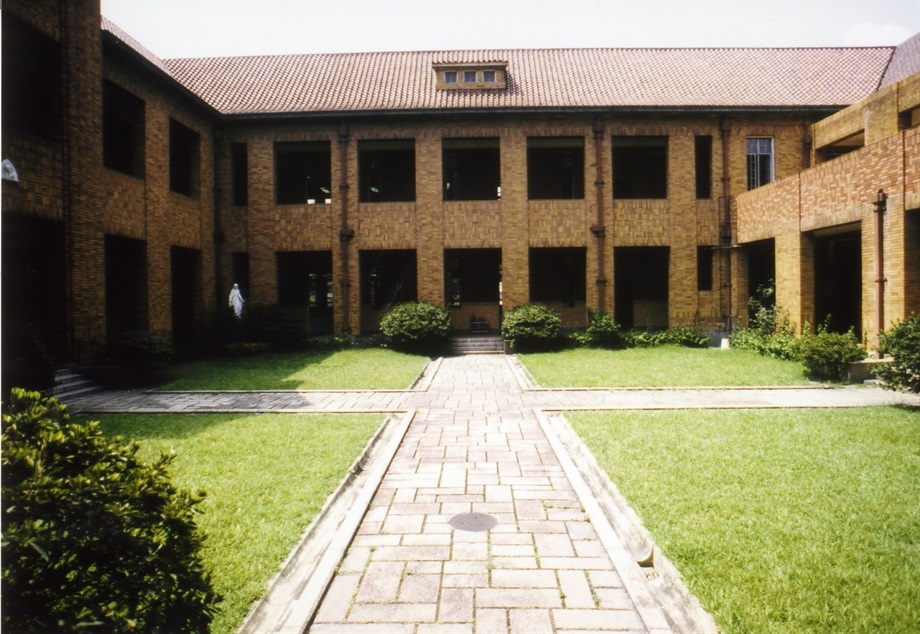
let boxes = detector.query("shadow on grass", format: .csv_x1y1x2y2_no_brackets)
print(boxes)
79,413,252,441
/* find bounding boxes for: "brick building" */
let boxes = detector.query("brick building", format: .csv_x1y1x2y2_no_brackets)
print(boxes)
3,0,918,362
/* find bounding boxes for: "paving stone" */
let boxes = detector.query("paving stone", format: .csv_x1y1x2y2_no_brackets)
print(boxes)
399,574,441,603
491,569,558,588
354,561,403,603
476,588,563,609
474,608,508,634
558,570,595,609
440,587,474,622
551,608,646,630
347,602,437,623
510,608,554,634
313,574,360,622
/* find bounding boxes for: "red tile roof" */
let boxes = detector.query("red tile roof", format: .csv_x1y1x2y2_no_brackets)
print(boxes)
101,20,898,116
879,31,920,89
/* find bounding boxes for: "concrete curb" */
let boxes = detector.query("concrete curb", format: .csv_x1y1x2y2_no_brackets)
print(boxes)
538,410,719,634
236,409,416,634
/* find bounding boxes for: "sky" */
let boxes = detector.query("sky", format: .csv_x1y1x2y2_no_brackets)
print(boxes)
101,0,920,59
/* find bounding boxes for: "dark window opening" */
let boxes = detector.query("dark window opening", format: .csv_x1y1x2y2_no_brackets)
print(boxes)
231,252,250,299
697,246,714,291
358,140,416,202
169,119,200,197
695,136,712,199
2,216,68,363
443,138,500,201
231,143,249,206
103,81,145,177
445,249,502,307
614,247,669,329
746,137,774,190
814,231,861,335
276,251,333,335
2,17,61,140
275,141,332,205
529,247,586,307
612,136,668,199
815,131,864,163
900,107,920,130
105,235,148,336
360,250,418,310
170,246,202,344
527,137,585,200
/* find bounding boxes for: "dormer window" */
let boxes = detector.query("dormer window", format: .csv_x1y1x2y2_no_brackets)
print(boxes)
434,61,508,90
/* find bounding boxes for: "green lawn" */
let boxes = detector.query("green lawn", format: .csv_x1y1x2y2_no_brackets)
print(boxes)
519,346,809,387
92,413,382,634
160,348,430,390
568,406,920,633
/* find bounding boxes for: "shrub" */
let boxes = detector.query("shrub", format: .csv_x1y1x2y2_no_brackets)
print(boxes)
501,304,563,351
620,325,709,348
585,311,624,349
92,331,175,387
791,327,865,381
1,322,55,394
730,282,797,360
242,304,308,351
878,314,920,393
379,301,451,353
1,389,220,632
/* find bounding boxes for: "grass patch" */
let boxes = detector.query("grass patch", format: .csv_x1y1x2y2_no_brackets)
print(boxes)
519,346,808,387
568,407,920,633
161,348,429,390
91,413,382,634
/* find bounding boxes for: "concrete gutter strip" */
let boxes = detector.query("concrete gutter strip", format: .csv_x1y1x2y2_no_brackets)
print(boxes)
237,409,416,634
537,409,719,634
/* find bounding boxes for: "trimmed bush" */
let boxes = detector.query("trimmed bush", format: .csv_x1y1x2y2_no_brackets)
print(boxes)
92,331,175,387
621,325,710,348
585,311,625,349
242,304,308,351
878,314,920,392
501,304,563,351
379,301,451,353
730,282,797,360
791,328,865,381
1,389,220,632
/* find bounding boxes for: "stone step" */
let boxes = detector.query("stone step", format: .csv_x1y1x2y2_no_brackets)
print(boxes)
53,369,105,400
448,336,505,355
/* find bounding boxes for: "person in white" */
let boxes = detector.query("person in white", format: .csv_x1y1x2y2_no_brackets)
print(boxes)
228,283,245,318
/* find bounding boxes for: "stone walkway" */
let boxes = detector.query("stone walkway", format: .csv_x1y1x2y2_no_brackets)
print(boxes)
63,356,920,634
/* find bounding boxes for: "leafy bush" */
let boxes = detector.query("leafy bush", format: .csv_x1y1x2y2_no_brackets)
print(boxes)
585,311,625,349
1,389,220,632
379,302,451,353
791,327,865,381
730,282,797,360
242,304,308,351
621,325,710,348
877,314,920,392
501,304,563,351
92,331,175,387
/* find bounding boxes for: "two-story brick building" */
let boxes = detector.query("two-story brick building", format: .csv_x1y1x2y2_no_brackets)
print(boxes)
3,0,917,363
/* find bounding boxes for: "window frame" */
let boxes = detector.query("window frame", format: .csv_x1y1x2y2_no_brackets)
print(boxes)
746,137,774,190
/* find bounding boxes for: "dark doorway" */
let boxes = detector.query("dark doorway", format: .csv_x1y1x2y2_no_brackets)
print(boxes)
1,215,68,360
360,250,417,332
105,235,147,337
814,230,861,334
231,252,250,299
529,247,586,306
445,248,502,332
614,247,669,329
745,238,776,315
170,247,202,345
276,251,334,335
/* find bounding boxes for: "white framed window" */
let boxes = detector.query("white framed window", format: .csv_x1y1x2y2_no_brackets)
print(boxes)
746,137,774,189
483,70,496,83
463,70,477,83
444,71,458,84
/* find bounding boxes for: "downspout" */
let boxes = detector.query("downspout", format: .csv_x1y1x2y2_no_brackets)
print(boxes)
338,123,354,335
591,118,608,313
213,130,225,309
719,117,733,332
873,189,887,345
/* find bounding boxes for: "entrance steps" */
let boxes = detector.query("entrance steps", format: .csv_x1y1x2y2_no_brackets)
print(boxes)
53,368,105,400
448,335,505,355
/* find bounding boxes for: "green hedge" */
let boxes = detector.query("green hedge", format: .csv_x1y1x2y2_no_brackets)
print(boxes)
2,389,220,632
379,301,451,353
878,314,920,392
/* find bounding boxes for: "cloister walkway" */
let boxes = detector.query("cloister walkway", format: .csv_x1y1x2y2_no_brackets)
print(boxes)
65,356,920,634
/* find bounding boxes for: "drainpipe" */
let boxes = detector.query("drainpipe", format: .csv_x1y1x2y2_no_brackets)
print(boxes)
338,123,354,335
872,189,887,344
591,118,608,313
213,130,225,308
719,117,733,332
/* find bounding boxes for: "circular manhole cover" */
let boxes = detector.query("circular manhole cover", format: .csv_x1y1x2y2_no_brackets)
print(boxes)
448,512,498,532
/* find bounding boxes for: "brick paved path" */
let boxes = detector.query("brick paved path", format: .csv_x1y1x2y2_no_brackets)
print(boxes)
62,356,920,633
